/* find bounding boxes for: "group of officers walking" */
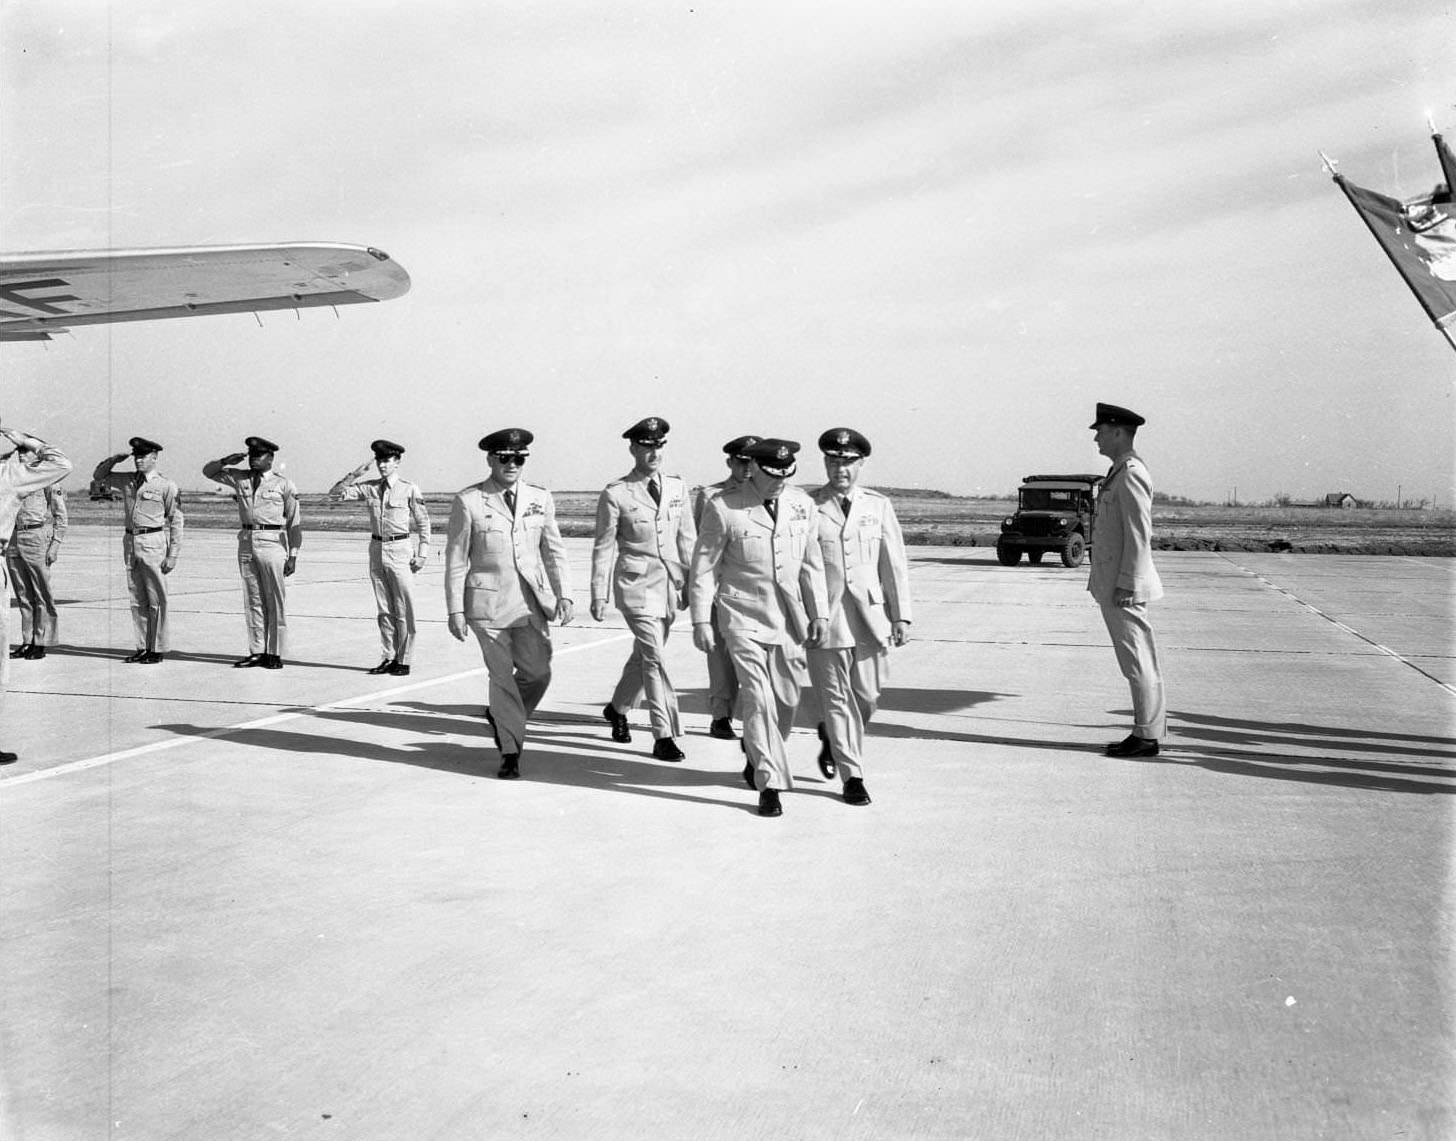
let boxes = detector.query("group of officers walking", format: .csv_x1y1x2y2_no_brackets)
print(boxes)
1,404,1164,816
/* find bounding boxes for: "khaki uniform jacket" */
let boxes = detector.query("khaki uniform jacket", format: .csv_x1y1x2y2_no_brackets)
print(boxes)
331,474,432,556
0,447,73,543
202,461,303,555
689,484,829,646
94,469,184,560
812,486,912,650
1088,451,1163,605
11,483,68,560
445,479,570,625
591,472,695,616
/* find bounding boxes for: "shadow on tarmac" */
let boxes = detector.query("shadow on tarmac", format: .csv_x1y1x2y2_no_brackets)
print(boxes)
45,643,367,672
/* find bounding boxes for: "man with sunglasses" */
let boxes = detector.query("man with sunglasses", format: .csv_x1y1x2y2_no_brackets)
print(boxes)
203,436,302,669
445,428,574,779
691,434,761,741
690,438,828,817
590,417,696,761
807,428,912,806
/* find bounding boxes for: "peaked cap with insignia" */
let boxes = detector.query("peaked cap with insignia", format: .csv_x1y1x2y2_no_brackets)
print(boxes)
245,435,280,454
1089,403,1146,429
745,438,800,474
622,416,670,446
129,436,163,456
818,427,871,458
478,428,534,453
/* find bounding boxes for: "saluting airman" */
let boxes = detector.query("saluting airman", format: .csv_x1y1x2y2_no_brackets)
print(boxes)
7,457,68,661
93,437,185,664
203,436,302,669
591,417,697,760
329,439,432,676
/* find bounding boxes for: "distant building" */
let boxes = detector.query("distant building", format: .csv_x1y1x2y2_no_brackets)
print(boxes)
1322,492,1358,509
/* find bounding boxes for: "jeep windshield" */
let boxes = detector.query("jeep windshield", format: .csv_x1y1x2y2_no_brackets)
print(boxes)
1019,488,1080,511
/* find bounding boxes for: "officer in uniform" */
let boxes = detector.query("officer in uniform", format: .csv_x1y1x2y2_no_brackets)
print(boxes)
807,428,912,806
7,456,68,660
203,436,302,669
1087,403,1166,756
591,417,696,761
0,426,72,763
93,438,185,663
328,439,432,676
445,429,574,779
690,438,828,817
691,434,760,741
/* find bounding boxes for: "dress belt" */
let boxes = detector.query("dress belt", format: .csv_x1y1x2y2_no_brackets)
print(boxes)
371,533,409,542
127,525,165,535
15,521,45,530
247,524,285,531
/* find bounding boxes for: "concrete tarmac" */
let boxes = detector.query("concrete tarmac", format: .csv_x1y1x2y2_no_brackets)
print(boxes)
1,527,1451,1139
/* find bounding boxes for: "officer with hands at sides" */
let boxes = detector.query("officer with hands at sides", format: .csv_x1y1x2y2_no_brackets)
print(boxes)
591,417,697,761
807,428,912,805
691,434,761,741
328,439,432,676
690,438,829,818
0,425,72,763
93,437,185,664
445,429,574,780
203,436,302,670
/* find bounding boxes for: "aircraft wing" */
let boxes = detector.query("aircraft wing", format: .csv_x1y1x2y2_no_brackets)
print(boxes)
0,242,411,342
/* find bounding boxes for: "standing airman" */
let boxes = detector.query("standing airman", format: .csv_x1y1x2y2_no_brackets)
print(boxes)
806,428,912,806
690,438,828,817
328,439,432,676
0,426,72,763
691,434,761,741
203,436,302,669
591,417,696,760
93,438,185,663
7,457,68,661
445,429,574,779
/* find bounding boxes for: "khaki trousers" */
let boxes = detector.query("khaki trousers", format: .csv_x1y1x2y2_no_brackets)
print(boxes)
704,605,738,720
609,611,681,739
1099,601,1166,740
369,539,416,663
125,531,170,652
237,531,288,656
7,529,58,646
807,644,887,782
728,634,805,791
469,617,552,755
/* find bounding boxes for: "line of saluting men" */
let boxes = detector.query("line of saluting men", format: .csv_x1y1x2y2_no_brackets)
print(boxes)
0,420,915,816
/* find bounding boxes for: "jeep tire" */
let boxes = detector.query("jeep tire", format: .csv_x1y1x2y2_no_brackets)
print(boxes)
996,539,1021,566
1061,533,1086,568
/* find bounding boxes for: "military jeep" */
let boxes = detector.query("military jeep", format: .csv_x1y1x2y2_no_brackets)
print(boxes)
997,473,1102,568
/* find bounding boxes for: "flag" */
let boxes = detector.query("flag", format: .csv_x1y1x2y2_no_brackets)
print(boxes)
1333,173,1456,345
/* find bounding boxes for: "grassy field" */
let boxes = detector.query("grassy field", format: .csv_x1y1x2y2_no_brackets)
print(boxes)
62,488,1454,556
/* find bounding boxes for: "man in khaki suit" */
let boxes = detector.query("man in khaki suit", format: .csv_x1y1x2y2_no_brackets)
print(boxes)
7,464,67,661
0,426,72,763
93,437,185,664
690,438,828,817
808,428,912,806
691,434,760,741
591,417,696,761
445,428,574,779
1087,402,1165,757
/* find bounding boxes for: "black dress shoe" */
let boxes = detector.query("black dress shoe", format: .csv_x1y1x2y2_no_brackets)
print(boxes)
122,649,146,663
1105,733,1159,758
366,659,394,675
9,644,30,659
816,721,837,779
261,654,284,670
843,777,872,806
757,788,783,817
387,661,411,676
23,644,45,660
233,654,263,668
652,738,685,762
742,761,757,790
709,717,737,740
497,753,521,779
0,750,17,765
138,651,164,665
602,703,631,743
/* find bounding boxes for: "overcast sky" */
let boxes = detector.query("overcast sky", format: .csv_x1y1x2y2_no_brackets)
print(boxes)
2,0,1453,503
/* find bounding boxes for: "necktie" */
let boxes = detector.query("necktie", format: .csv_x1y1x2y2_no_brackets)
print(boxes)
840,496,852,516
504,489,517,514
648,478,661,506
764,498,778,522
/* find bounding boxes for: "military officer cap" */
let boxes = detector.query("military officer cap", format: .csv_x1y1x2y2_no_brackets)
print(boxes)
478,427,534,454
818,427,871,458
746,438,800,476
722,434,762,459
370,439,405,460
129,436,163,457
245,435,280,455
622,416,669,446
1089,403,1146,429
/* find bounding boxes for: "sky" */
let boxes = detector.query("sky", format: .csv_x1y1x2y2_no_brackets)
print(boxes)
2,0,1453,504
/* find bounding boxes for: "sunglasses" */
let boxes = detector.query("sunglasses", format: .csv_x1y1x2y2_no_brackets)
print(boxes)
492,453,528,466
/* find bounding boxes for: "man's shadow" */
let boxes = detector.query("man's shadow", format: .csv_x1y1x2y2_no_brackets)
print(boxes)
46,643,366,672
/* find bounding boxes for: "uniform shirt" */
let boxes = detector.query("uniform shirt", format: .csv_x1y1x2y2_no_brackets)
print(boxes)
811,485,912,650
444,478,571,627
590,471,695,614
330,473,432,556
1088,450,1163,605
11,483,68,556
202,461,303,556
0,446,73,543
692,478,736,529
93,468,185,559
